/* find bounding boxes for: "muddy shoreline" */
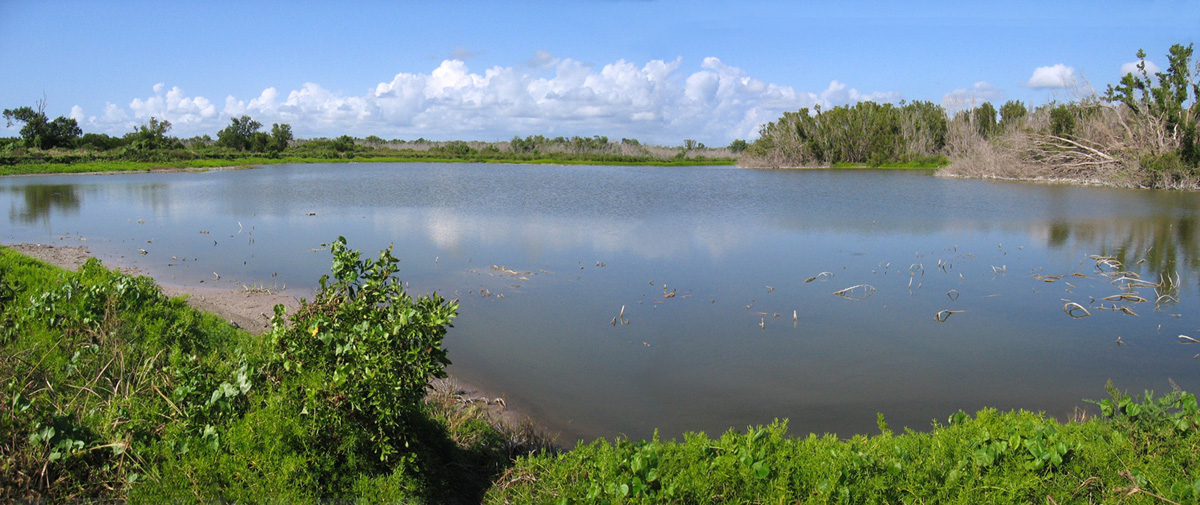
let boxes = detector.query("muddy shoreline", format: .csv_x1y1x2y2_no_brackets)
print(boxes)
4,242,541,442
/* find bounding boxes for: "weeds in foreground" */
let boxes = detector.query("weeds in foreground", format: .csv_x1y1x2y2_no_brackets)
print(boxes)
0,242,548,503
487,392,1200,504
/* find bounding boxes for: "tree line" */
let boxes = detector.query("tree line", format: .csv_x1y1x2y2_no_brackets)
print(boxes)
745,43,1200,188
743,100,951,167
1,105,742,166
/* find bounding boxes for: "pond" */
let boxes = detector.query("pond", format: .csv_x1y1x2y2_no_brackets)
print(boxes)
3,162,1198,443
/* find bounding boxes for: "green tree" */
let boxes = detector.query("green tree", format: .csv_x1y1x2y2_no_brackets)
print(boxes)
728,139,749,154
77,133,126,151
269,123,293,153
3,99,82,150
998,100,1028,132
216,115,263,151
1050,105,1077,138
126,117,178,151
1105,43,1199,165
330,135,356,153
973,102,997,139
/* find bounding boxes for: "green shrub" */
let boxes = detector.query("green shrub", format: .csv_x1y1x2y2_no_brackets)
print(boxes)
267,237,459,485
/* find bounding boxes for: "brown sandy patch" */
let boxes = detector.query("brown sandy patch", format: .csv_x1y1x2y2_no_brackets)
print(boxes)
7,243,299,334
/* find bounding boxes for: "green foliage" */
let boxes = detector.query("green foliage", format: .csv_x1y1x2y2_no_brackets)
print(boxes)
330,134,357,153
998,100,1028,132
431,141,477,157
1090,380,1200,449
727,138,748,153
747,100,946,167
0,243,513,503
488,398,1200,504
125,117,181,154
1105,43,1200,166
973,102,997,139
0,249,248,502
269,123,293,152
77,132,127,151
1050,105,1077,138
269,237,458,472
216,115,267,151
3,98,82,150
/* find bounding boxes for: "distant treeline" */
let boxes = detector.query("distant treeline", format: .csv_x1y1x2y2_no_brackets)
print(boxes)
746,43,1200,189
0,106,738,170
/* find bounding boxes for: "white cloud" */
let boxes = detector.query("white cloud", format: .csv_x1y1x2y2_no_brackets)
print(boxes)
528,50,559,68
102,103,128,122
1119,59,1161,76
128,84,217,126
1025,64,1077,89
74,55,902,145
818,80,902,107
941,81,1005,110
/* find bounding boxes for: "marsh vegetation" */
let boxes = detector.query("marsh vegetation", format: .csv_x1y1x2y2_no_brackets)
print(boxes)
744,43,1200,189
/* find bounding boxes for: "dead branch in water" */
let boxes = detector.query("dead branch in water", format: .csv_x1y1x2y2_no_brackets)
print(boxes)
1063,302,1091,318
833,284,876,300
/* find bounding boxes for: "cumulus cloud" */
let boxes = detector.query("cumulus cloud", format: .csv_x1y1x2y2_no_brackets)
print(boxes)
1025,64,1077,89
72,54,901,144
1119,59,1161,76
129,84,218,126
941,81,1005,110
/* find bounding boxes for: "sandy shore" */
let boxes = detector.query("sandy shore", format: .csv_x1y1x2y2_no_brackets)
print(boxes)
5,242,539,439
6,243,299,334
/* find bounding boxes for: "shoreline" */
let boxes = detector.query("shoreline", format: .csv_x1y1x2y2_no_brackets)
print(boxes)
4,242,547,444
0,155,738,178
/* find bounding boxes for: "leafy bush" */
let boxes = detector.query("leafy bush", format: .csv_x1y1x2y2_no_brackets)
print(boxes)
267,237,458,483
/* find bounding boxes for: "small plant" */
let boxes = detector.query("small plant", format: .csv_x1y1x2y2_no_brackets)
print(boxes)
586,439,677,500
1089,379,1200,453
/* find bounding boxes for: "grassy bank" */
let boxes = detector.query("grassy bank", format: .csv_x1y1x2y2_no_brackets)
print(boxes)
0,244,550,503
4,245,1199,503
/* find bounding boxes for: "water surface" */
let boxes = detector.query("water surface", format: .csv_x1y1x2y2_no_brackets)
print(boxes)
4,163,1198,442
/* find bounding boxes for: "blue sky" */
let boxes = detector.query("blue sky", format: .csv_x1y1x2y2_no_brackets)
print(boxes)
2,0,1196,145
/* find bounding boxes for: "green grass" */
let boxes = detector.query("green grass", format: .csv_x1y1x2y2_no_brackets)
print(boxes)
4,245,1199,504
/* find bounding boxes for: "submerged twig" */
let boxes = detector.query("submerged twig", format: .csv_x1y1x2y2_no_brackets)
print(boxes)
1063,302,1091,318
805,272,834,283
1104,294,1148,303
833,284,876,300
934,310,965,323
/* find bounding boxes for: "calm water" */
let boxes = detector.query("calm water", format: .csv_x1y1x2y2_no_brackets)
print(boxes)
4,163,1199,443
